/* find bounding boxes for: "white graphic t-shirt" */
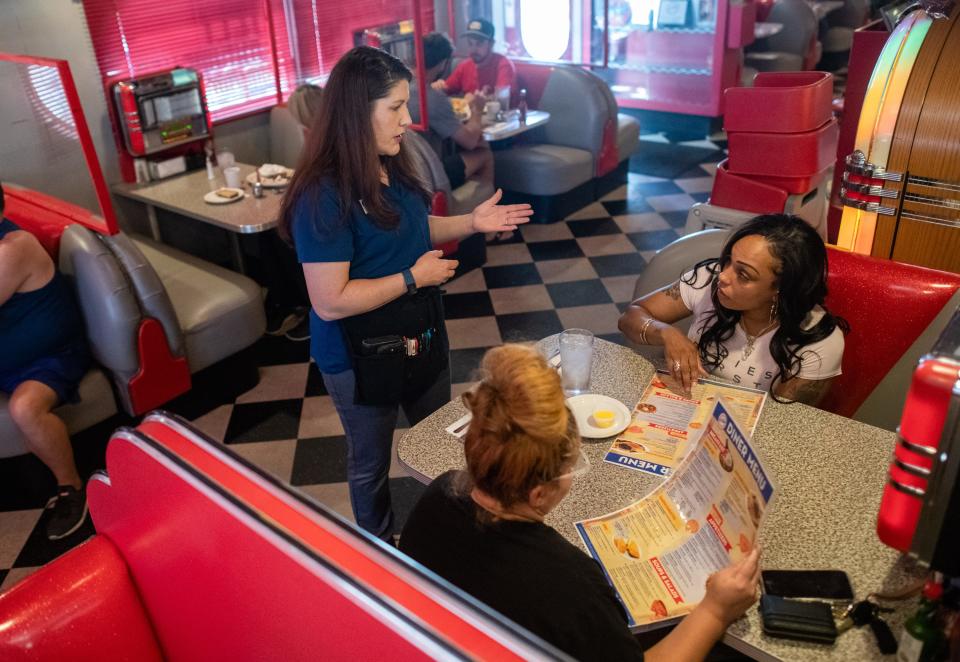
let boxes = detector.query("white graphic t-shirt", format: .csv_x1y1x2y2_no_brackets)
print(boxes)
678,266,844,391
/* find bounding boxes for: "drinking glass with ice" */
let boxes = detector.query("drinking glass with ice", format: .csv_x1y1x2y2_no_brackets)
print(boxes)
559,328,594,396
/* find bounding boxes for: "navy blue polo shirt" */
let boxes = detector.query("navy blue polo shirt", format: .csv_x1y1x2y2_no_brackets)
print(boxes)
292,179,432,374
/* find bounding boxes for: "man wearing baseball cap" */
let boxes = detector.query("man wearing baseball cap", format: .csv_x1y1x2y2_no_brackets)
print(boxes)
432,18,516,101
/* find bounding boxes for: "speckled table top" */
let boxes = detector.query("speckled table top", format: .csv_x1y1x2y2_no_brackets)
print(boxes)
112,162,282,234
398,337,926,661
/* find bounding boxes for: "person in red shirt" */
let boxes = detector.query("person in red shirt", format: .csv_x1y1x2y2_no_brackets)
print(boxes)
432,18,516,100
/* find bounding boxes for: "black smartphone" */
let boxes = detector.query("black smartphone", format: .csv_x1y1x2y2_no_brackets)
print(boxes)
360,335,404,356
761,570,854,602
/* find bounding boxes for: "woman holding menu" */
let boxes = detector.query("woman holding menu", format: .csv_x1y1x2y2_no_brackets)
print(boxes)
619,214,846,405
400,344,761,661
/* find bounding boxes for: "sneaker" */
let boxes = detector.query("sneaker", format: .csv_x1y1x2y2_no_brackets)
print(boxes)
284,315,311,342
266,306,307,336
45,485,89,540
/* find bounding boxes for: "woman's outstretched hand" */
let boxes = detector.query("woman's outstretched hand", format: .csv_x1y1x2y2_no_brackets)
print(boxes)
470,189,534,235
411,250,458,287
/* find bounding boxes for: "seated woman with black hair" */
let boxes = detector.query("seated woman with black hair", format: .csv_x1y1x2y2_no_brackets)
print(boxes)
619,214,846,405
400,344,761,661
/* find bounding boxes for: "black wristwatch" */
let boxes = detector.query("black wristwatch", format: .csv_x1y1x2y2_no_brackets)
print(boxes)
402,268,417,295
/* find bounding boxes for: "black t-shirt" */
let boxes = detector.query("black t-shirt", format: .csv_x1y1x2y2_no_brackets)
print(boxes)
399,471,645,661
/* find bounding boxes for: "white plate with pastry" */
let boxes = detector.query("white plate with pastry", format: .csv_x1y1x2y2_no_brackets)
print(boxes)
203,188,246,204
566,394,631,439
247,164,294,188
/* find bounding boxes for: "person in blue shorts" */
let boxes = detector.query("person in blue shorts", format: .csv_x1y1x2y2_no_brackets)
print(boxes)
0,181,91,540
278,47,532,541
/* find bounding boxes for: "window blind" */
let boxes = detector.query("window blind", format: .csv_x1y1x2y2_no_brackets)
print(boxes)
83,0,295,122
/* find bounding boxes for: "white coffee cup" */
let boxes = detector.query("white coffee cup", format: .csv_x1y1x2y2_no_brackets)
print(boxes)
223,166,242,189
484,101,501,122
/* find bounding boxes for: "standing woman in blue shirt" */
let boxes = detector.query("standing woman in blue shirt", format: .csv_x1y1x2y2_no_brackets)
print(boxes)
279,46,531,541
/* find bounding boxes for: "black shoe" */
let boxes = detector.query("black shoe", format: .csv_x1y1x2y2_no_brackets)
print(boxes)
285,315,311,342
45,485,89,540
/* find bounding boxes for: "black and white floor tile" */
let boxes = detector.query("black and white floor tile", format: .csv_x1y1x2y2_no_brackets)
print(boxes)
0,131,726,591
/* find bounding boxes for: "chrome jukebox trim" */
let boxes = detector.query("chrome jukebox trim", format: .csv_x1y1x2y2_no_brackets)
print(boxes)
896,428,938,456
840,175,901,199
844,151,904,181
839,189,898,215
894,457,932,477
888,477,926,498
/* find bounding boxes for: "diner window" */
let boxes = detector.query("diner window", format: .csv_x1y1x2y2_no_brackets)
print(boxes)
498,0,579,62
519,0,571,60
82,0,296,122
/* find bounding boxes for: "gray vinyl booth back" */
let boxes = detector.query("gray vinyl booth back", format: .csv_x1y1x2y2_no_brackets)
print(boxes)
747,0,819,71
0,224,133,458
493,66,603,197
537,66,611,161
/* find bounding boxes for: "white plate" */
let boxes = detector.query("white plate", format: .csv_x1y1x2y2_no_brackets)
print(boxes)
246,169,293,189
203,188,246,204
566,394,631,439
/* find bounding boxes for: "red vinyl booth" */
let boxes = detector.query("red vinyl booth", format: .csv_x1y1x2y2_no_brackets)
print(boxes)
819,249,960,418
0,413,565,661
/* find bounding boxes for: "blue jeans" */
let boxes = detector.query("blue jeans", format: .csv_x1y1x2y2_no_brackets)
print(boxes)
322,365,450,540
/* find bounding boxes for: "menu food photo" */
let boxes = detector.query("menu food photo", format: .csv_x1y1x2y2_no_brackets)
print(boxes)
604,372,766,477
576,401,776,628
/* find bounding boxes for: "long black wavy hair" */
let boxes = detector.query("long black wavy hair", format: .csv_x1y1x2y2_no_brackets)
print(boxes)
684,214,848,399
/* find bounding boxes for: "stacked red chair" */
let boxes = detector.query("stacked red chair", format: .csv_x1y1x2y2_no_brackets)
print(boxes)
687,72,838,237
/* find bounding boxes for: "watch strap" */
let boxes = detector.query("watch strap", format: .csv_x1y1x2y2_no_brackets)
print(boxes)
402,268,417,294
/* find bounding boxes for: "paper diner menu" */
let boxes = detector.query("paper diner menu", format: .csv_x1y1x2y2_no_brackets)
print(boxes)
576,400,776,629
604,371,766,477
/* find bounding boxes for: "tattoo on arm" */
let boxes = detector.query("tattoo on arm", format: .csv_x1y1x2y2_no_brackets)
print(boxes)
776,378,833,406
665,281,681,300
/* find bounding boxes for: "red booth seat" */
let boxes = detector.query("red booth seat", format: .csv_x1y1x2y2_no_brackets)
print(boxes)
819,249,960,418
0,536,163,661
0,413,564,660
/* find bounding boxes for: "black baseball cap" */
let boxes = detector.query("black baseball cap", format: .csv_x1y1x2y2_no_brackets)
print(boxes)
461,18,495,41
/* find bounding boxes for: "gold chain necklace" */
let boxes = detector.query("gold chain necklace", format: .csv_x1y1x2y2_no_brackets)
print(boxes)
740,318,778,359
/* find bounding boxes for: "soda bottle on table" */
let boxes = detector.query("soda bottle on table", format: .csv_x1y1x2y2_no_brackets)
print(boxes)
897,576,948,662
518,88,528,125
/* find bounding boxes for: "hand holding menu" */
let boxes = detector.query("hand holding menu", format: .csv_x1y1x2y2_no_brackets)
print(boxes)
576,400,776,628
604,371,766,477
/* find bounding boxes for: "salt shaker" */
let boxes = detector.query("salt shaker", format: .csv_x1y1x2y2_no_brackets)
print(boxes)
252,181,264,198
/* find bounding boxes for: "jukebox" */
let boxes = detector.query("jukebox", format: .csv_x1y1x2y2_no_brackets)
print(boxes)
112,67,211,156
879,307,960,575
837,0,960,273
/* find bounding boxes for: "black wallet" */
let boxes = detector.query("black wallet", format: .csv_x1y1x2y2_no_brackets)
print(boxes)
759,595,838,644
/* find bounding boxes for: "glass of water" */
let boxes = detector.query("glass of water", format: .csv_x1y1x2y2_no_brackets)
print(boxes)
559,328,594,396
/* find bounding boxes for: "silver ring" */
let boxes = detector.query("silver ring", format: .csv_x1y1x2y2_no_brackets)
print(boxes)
673,360,681,372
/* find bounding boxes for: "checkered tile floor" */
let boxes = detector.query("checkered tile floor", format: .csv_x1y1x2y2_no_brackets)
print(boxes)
0,133,725,591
